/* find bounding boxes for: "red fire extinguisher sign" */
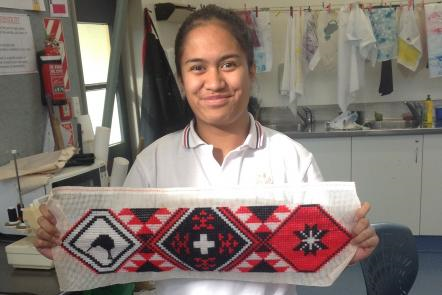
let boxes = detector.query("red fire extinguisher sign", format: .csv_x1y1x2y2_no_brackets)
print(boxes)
40,55,67,105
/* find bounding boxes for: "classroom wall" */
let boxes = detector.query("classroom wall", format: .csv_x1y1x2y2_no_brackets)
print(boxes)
0,1,82,166
134,0,442,110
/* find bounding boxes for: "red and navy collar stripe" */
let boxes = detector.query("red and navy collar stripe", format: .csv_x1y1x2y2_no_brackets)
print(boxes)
183,124,191,149
254,120,264,149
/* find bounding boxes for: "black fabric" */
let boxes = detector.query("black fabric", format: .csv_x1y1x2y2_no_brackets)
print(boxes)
378,60,393,96
140,10,192,147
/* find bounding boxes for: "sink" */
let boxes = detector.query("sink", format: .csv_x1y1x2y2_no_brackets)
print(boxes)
263,123,304,132
365,120,418,129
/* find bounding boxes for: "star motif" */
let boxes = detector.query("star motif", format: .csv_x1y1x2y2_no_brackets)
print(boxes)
294,224,329,256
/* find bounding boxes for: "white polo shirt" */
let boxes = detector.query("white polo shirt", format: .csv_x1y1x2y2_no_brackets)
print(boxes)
124,114,323,295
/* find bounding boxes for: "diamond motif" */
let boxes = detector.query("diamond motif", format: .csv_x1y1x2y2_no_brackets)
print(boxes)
153,208,253,271
62,209,142,273
269,205,352,272
63,205,352,275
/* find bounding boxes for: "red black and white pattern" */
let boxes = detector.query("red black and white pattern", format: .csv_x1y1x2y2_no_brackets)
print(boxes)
62,204,352,274
44,18,70,90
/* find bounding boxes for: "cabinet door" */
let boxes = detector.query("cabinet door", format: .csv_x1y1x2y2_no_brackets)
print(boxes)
421,134,442,235
296,137,351,181
352,136,422,234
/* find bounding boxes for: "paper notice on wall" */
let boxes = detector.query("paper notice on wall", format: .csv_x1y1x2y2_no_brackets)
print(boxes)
50,0,69,18
0,0,46,11
0,13,37,75
60,121,74,146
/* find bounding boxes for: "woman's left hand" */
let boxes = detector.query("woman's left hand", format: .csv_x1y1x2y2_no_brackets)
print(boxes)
349,202,379,264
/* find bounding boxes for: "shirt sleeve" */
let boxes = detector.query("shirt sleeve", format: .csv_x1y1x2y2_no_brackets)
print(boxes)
304,154,324,182
123,157,150,188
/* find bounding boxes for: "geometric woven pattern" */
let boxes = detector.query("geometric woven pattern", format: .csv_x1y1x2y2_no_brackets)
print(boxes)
62,205,351,274
50,183,361,291
62,209,142,273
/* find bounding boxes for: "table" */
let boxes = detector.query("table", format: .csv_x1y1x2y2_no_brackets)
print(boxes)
0,237,61,295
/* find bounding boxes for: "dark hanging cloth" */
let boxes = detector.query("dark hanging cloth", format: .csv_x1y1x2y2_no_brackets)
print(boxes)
378,60,393,96
140,9,192,147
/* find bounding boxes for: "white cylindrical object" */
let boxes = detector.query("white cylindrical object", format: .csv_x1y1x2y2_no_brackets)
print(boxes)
94,126,111,163
109,157,129,187
76,114,95,153
76,115,94,141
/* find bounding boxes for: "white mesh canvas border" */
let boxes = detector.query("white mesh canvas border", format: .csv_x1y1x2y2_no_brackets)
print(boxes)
48,182,360,291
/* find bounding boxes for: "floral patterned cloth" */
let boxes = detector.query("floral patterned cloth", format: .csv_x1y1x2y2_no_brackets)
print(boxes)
425,3,442,78
368,8,397,62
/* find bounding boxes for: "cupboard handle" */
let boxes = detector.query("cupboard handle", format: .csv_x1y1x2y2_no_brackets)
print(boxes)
415,147,418,163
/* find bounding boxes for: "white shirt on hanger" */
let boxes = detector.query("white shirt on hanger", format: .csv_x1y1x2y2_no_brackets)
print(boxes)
337,4,377,112
280,12,304,105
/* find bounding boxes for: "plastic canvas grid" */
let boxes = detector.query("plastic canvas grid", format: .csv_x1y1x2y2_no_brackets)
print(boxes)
48,183,360,291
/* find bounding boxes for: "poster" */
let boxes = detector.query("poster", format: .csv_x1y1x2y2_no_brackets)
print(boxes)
0,0,46,11
0,13,37,75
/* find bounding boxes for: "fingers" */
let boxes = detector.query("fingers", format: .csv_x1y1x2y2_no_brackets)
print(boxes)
354,202,371,221
33,231,58,248
35,204,60,247
39,204,56,224
349,202,379,263
357,235,379,249
351,223,375,245
352,215,370,236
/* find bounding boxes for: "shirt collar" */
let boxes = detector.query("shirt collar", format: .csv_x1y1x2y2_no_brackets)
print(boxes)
182,113,265,150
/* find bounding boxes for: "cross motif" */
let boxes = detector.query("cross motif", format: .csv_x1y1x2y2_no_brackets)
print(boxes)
193,234,215,255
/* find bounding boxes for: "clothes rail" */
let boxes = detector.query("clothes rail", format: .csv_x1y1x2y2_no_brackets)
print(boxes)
231,0,442,14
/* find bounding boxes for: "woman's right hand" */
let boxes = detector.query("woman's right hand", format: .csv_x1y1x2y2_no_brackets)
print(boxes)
33,204,60,260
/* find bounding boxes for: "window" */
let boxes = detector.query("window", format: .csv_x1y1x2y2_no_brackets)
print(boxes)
77,23,121,145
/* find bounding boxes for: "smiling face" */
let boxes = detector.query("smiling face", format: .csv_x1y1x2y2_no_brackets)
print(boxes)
179,21,255,130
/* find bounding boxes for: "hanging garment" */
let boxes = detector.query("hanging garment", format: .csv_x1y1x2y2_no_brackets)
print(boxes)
397,7,422,72
281,13,304,104
368,7,397,61
368,7,397,96
424,3,442,78
337,4,377,112
379,60,393,96
237,11,273,73
140,10,192,148
415,4,429,71
316,10,339,71
255,11,273,73
48,183,360,291
303,11,320,71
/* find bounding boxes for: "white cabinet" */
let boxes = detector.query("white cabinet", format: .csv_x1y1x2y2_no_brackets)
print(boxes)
421,134,442,235
351,135,423,234
296,137,351,181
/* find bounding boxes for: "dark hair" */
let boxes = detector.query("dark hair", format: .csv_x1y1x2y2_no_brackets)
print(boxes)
174,4,254,79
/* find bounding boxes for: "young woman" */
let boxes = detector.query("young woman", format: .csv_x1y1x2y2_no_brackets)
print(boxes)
35,5,378,295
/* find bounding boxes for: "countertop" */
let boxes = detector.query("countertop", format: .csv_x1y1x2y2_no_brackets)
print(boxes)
263,122,442,139
0,237,61,295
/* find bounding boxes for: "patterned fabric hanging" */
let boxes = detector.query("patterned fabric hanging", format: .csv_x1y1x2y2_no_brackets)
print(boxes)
48,183,360,291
